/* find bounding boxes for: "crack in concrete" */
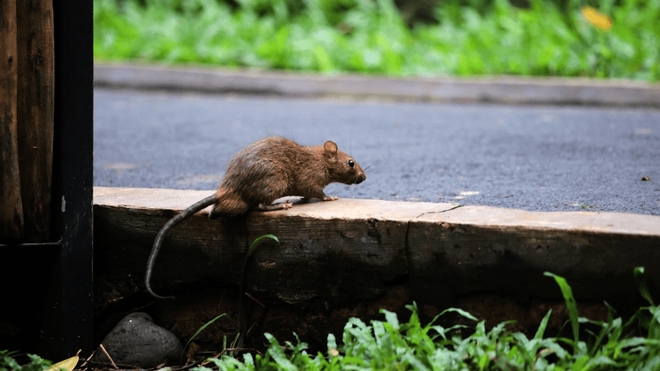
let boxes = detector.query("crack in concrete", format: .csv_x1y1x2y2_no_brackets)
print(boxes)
414,204,463,219
401,204,463,283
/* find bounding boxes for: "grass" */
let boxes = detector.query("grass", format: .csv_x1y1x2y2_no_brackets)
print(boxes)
0,351,52,371
189,267,660,370
94,0,660,81
4,268,660,370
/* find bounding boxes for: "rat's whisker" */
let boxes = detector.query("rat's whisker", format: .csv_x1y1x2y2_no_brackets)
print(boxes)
363,157,384,172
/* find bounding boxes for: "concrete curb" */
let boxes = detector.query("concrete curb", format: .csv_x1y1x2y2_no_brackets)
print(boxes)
94,187,660,307
94,62,660,107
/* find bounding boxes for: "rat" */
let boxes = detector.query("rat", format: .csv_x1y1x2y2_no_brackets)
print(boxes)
145,136,367,299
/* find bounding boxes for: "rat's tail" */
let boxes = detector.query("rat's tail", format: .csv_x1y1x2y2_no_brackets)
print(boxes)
145,194,217,299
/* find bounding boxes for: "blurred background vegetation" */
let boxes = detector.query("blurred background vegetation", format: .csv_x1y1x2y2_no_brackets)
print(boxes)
94,0,659,81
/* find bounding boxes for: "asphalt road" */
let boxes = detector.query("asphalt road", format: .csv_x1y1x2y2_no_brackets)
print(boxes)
94,88,660,215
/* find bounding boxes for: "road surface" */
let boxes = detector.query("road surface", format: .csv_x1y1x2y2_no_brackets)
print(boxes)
94,88,660,215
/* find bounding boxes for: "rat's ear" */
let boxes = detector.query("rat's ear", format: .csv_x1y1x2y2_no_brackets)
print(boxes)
323,141,338,158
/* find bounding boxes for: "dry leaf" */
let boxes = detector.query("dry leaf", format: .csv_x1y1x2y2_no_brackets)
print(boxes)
48,350,80,371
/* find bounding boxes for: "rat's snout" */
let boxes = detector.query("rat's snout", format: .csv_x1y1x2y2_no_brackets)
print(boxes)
354,172,366,184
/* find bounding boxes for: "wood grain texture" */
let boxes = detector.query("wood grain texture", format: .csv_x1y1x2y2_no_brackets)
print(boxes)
408,206,660,307
0,0,24,240
93,187,455,305
17,0,55,241
93,200,416,305
242,212,409,304
93,187,660,310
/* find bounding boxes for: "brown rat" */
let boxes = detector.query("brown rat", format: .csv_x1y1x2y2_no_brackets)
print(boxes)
145,136,366,299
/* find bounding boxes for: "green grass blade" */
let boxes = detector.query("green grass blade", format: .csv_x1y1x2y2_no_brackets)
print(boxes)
648,306,660,340
438,307,479,322
182,313,230,360
534,309,553,340
634,267,655,306
264,333,297,371
247,234,279,256
545,272,580,350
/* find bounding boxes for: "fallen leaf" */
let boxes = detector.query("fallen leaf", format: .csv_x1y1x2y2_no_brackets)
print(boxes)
48,350,80,371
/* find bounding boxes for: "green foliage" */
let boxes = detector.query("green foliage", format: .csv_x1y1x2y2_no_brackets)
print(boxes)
544,271,580,350
183,313,231,359
192,268,660,370
0,351,52,371
94,0,660,80
3,268,659,370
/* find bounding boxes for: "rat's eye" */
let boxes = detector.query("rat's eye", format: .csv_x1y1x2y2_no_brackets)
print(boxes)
348,159,355,168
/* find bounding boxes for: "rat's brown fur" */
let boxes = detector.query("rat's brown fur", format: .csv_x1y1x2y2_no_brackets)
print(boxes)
145,136,366,299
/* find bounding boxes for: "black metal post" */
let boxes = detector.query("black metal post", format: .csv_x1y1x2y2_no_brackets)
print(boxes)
39,0,94,359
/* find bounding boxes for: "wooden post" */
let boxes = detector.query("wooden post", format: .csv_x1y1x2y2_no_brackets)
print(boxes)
17,0,55,242
0,0,92,357
0,0,24,240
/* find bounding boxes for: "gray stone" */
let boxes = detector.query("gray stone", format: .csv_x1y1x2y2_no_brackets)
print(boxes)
93,312,183,368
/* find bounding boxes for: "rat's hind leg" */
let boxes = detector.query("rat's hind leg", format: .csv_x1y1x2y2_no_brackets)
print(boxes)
258,202,293,211
209,189,250,219
252,172,293,211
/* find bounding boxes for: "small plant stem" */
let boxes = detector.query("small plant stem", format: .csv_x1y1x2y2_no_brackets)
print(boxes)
98,344,119,370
